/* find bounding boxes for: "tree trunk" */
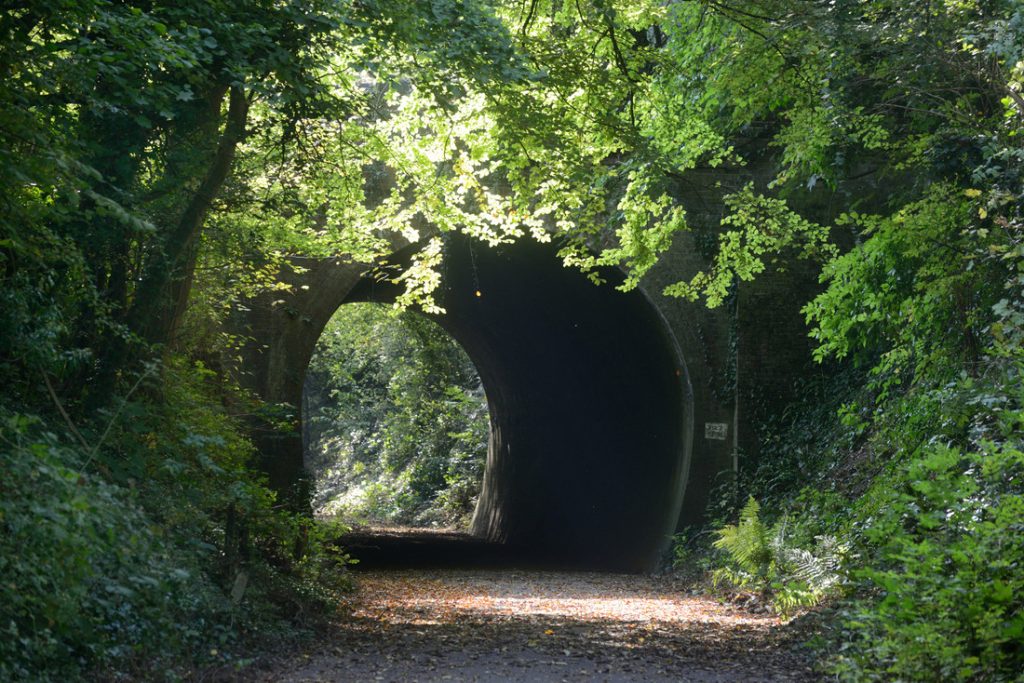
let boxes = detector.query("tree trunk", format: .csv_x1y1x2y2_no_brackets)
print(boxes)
127,84,249,351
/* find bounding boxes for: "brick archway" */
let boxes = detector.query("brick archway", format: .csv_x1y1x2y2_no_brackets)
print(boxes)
237,234,692,571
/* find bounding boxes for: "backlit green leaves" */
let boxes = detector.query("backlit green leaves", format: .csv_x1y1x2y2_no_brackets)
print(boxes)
804,184,992,386
664,184,835,307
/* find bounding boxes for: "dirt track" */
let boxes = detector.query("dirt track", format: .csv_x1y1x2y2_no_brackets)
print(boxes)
253,568,819,682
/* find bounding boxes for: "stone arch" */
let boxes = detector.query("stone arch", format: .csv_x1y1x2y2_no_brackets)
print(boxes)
237,234,692,572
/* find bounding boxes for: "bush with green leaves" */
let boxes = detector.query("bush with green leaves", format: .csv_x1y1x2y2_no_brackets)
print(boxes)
0,413,230,681
0,359,356,681
815,362,1024,682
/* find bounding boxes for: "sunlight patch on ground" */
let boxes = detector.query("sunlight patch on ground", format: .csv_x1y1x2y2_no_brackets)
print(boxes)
347,570,780,628
259,568,816,682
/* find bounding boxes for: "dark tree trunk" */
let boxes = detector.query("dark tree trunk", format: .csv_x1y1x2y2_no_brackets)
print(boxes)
127,84,249,351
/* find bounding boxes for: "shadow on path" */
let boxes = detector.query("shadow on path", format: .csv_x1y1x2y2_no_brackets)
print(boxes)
339,528,576,571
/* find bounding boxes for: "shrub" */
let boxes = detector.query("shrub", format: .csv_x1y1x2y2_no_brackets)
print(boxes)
711,497,848,616
0,413,231,681
831,430,1024,680
0,359,357,681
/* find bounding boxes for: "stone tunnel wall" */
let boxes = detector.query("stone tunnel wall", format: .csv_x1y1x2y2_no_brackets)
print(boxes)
641,158,838,525
269,237,691,572
230,152,840,566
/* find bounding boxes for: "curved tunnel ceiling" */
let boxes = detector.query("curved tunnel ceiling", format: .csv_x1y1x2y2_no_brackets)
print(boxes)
342,235,693,572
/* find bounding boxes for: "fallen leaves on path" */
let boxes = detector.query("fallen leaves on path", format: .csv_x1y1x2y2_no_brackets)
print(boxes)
252,569,820,682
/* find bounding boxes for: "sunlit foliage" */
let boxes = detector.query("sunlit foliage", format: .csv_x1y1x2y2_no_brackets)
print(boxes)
4,0,1024,679
305,304,488,528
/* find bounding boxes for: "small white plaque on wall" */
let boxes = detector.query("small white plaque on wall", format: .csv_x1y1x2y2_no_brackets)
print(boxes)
704,422,728,440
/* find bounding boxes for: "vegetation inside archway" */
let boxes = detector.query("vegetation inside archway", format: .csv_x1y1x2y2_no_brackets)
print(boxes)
304,304,488,529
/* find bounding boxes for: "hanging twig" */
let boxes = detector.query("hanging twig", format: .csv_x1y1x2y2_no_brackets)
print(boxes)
42,372,90,451
594,1,637,127
1007,87,1024,117
79,362,158,474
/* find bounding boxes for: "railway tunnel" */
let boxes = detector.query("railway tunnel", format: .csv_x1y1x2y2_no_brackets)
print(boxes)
242,234,693,573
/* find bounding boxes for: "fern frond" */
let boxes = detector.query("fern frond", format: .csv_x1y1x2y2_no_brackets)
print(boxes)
713,496,773,575
711,566,755,591
711,499,848,615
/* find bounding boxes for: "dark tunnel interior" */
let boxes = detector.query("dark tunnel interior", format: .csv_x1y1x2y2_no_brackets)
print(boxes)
338,235,693,572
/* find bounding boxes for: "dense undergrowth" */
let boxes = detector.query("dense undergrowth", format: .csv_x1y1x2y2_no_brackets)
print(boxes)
692,357,1024,679
0,361,355,681
687,191,1024,679
305,303,488,529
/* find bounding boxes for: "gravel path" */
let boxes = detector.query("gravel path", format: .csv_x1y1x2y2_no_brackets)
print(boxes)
252,569,820,682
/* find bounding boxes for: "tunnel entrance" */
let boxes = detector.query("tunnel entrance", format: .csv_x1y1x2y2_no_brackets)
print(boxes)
303,302,489,530
326,235,693,573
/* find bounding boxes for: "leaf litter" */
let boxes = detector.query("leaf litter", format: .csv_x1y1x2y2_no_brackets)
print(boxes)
250,568,819,682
